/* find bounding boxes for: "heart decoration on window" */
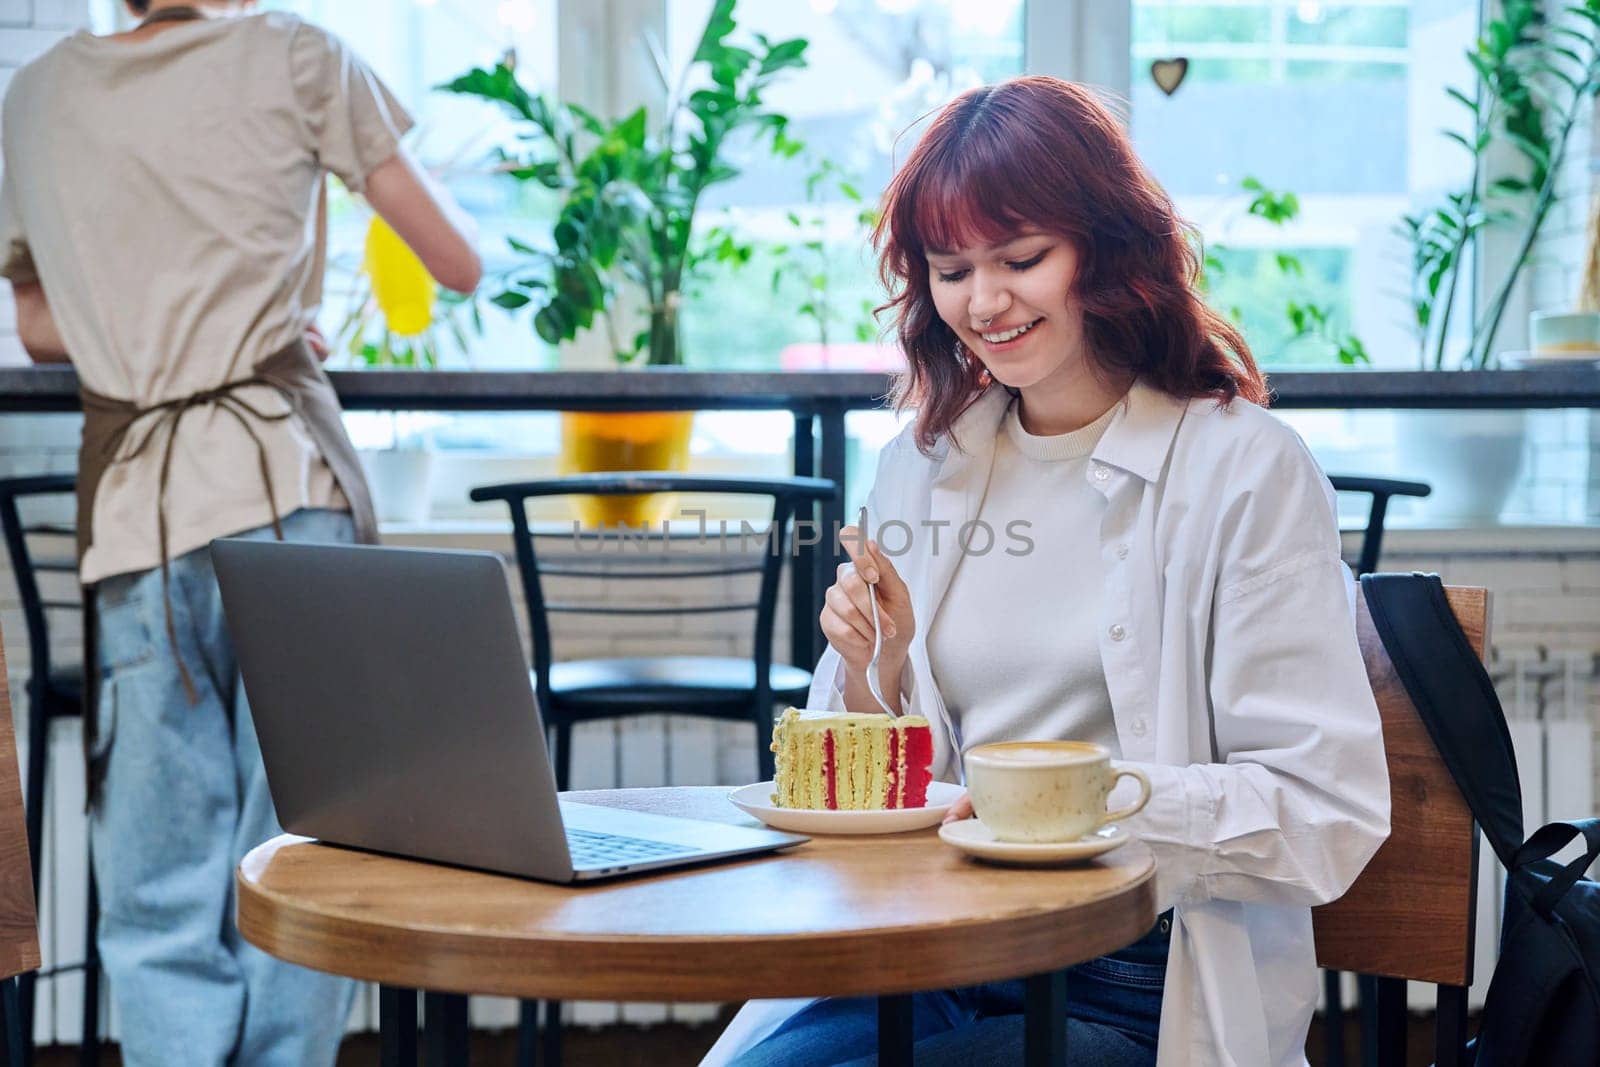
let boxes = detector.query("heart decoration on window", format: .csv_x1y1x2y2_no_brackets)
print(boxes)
1150,57,1189,96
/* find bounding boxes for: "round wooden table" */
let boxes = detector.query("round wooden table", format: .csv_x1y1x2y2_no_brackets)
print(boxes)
236,786,1156,1066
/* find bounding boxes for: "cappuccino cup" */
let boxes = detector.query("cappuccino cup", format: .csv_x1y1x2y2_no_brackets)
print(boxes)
964,741,1151,844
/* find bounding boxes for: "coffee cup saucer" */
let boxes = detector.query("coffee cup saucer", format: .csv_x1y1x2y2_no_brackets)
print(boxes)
938,819,1130,866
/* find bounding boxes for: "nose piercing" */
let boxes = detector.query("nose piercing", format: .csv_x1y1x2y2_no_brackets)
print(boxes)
982,316,993,326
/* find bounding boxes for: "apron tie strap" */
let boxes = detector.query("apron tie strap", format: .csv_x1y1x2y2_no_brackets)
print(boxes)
84,374,296,704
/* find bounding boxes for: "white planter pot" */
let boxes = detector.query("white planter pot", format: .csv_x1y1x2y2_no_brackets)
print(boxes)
359,447,436,525
1393,410,1528,524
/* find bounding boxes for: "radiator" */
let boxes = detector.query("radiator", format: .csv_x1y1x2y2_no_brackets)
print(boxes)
18,713,762,1044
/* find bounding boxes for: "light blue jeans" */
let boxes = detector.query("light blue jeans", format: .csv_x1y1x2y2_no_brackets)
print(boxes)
732,915,1170,1067
89,509,358,1067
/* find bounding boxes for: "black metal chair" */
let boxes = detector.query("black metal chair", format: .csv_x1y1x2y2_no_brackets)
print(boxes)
1328,476,1433,578
1320,474,1432,1067
0,475,101,1067
468,471,837,1067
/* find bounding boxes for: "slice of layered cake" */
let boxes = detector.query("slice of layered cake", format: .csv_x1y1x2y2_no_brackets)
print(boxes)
770,708,934,810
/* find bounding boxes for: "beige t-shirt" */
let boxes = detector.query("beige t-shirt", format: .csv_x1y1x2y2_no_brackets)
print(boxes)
0,12,413,583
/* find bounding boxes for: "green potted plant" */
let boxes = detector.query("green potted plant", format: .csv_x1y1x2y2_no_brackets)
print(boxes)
1397,0,1600,521
442,0,808,525
1405,0,1600,370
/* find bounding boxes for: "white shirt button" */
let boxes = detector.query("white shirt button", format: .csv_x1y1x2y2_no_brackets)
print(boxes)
1116,544,1130,560
1092,465,1110,482
1109,624,1127,642
1131,717,1149,737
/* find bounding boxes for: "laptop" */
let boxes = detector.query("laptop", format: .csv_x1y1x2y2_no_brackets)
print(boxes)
211,538,807,882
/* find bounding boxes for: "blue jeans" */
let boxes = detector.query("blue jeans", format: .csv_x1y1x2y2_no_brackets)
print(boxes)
89,509,358,1067
733,914,1171,1067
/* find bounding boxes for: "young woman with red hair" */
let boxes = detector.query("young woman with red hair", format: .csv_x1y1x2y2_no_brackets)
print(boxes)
707,76,1389,1067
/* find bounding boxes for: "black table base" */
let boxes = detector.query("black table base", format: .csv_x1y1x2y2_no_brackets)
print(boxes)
878,992,914,1064
380,988,469,1067
379,986,418,1066
379,972,1071,1067
2,976,23,1067
1024,970,1070,1066
876,974,1069,1066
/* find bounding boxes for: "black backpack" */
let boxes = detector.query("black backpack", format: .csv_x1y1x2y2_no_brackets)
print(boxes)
1362,573,1600,1066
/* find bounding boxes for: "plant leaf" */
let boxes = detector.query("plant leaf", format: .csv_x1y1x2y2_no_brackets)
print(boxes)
692,0,738,63
759,38,809,77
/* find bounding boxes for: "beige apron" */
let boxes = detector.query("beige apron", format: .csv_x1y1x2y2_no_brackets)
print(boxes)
77,338,378,702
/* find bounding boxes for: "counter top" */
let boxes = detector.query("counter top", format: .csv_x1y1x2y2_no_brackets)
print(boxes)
0,365,1597,413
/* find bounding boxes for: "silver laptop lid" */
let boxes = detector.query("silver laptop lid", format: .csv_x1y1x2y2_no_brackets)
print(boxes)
213,539,577,882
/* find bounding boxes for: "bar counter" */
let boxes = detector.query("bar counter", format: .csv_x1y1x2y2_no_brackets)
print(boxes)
1,365,1599,413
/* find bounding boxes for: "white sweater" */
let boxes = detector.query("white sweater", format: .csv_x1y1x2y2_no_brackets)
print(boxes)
926,397,1119,761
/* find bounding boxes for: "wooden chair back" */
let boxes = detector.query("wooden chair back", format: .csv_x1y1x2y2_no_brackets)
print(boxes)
0,633,39,982
1312,585,1489,986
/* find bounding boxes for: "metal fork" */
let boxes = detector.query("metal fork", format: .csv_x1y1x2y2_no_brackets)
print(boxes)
857,504,897,718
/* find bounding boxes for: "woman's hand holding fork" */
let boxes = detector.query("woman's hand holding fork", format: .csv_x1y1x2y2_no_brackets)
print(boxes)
823,526,916,716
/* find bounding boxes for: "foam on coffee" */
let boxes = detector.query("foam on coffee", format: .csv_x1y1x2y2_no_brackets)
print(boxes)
968,741,1101,766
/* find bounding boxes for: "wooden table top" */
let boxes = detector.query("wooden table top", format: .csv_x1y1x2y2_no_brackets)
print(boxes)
236,786,1156,1001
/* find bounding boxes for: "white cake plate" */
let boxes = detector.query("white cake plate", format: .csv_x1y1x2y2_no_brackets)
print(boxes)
728,780,963,835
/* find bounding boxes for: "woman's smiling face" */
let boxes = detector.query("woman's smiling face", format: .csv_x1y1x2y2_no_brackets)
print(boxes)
924,230,1089,394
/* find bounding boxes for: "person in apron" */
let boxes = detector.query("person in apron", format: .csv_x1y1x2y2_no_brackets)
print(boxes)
1,3,481,1063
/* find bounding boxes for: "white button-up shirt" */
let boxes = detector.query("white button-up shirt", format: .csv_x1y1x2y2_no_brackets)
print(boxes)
704,381,1390,1067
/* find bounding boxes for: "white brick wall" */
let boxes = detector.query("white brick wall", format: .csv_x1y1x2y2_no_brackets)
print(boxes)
1381,541,1600,646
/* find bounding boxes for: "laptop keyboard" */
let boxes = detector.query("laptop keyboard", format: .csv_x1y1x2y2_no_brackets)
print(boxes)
566,826,699,867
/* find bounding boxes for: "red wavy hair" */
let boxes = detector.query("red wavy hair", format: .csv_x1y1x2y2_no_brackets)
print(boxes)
874,76,1267,451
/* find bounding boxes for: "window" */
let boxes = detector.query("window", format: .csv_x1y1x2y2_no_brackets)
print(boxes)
263,0,560,371
1129,0,1479,368
665,0,1027,371
252,0,1481,378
